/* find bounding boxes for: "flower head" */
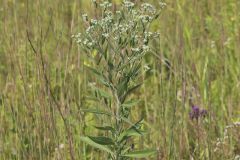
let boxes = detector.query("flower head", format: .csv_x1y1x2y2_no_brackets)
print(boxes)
189,105,207,120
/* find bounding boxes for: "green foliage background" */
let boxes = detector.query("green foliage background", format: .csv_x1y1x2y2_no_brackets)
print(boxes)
0,0,240,159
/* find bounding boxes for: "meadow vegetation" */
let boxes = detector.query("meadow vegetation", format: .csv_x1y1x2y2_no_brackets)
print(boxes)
0,0,240,159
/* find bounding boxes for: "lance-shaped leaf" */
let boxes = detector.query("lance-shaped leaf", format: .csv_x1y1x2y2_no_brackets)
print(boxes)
88,136,114,145
94,126,115,133
118,118,146,142
122,99,140,108
122,149,157,158
80,136,114,155
99,77,112,88
129,62,141,78
121,83,142,102
118,128,146,143
85,65,102,77
91,86,112,99
117,77,130,98
127,83,142,95
85,66,112,88
97,88,112,99
81,108,111,116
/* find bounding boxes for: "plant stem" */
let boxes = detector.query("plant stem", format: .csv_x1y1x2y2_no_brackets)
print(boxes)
114,89,122,160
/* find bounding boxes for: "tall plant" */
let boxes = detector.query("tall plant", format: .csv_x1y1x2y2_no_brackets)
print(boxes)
73,1,164,159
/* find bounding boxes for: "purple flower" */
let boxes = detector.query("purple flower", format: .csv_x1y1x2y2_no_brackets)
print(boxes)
189,105,207,120
200,109,207,117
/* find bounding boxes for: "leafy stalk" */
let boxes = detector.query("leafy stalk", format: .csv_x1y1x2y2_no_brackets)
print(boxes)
73,1,165,159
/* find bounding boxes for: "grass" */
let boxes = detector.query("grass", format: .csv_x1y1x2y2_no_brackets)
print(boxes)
0,0,240,159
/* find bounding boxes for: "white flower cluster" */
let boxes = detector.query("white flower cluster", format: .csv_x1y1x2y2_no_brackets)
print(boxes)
123,0,135,9
82,14,88,21
90,19,98,26
100,1,112,9
159,2,167,9
99,11,113,28
73,0,160,56
214,121,240,153
72,32,96,48
139,15,153,23
141,3,156,14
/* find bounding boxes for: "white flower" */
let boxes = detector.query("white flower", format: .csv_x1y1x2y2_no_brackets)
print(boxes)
131,48,140,52
123,1,135,8
116,11,121,14
141,3,156,14
145,31,153,37
144,65,150,71
86,27,92,33
59,144,64,149
75,33,81,38
82,13,88,21
143,45,150,52
139,15,153,23
83,39,89,45
76,39,82,44
159,2,167,9
90,19,98,26
100,1,112,9
102,33,109,38
88,42,93,47
153,32,160,38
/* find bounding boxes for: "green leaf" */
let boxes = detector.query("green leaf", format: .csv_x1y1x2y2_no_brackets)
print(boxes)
122,99,140,108
127,83,142,94
91,86,112,99
85,66,111,88
88,136,114,145
81,108,111,116
117,78,129,98
99,78,112,88
80,136,114,155
85,65,102,76
118,118,146,142
129,63,141,78
98,89,111,99
103,44,108,59
108,60,114,70
95,87,112,99
118,128,146,142
96,54,103,65
120,117,136,126
94,126,115,133
122,149,157,158
129,118,144,130
101,36,106,45
121,83,142,102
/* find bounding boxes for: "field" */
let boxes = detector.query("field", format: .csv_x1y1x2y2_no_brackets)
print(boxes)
0,0,240,159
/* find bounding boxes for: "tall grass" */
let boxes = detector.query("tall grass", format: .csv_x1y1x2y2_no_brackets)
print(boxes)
0,0,239,159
